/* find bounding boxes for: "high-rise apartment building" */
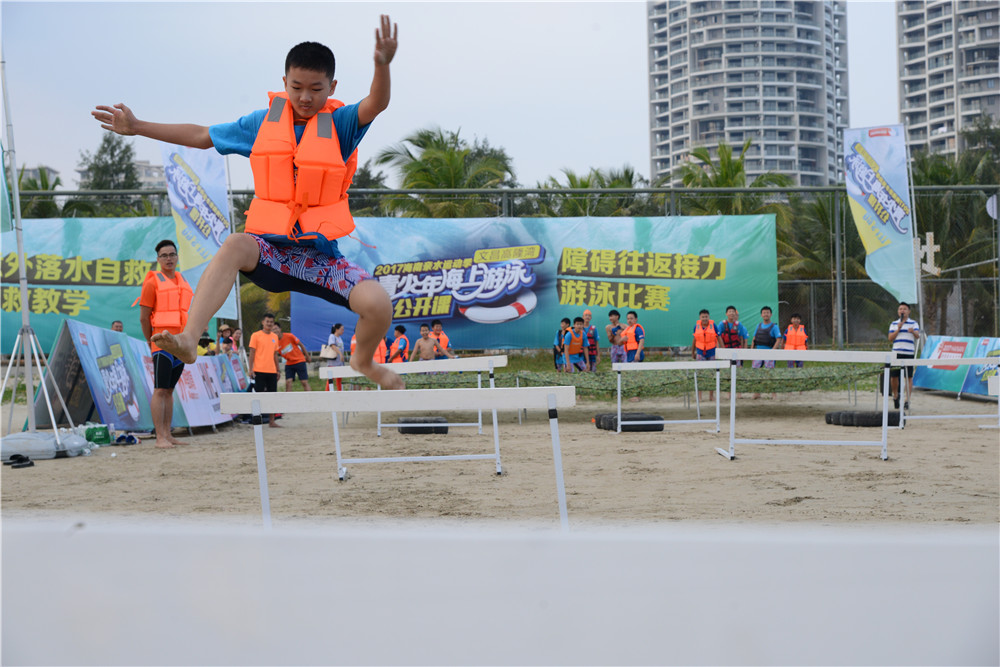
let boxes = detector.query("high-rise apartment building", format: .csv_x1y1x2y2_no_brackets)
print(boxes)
898,1,999,156
647,0,849,186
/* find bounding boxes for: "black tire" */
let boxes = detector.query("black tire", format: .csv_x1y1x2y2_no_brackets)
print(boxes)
828,411,847,426
850,411,901,427
825,411,836,425
610,412,665,432
839,411,857,427
594,413,615,430
398,416,448,435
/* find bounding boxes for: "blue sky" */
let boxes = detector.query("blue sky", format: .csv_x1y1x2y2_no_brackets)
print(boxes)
1,1,897,190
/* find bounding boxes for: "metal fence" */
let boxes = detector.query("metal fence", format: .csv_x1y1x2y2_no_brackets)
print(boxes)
17,185,1000,345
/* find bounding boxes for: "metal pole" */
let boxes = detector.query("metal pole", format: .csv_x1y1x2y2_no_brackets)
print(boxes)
833,192,844,348
2,49,36,431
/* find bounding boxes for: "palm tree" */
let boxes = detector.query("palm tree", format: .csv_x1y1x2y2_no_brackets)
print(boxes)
671,139,792,225
16,167,94,218
375,127,515,217
535,165,659,217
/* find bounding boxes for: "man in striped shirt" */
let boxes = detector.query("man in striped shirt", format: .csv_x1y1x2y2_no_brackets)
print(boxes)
888,302,920,410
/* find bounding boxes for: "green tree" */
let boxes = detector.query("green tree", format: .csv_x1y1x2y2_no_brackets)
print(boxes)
534,165,659,217
349,158,389,216
76,134,142,215
960,113,1000,184
672,139,792,224
375,127,515,217
15,167,94,218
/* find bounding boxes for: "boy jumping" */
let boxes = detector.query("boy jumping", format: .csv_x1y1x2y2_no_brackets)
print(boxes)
91,15,403,390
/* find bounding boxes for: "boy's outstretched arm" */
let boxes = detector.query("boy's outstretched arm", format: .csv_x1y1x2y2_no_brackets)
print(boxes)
357,14,398,126
91,103,213,149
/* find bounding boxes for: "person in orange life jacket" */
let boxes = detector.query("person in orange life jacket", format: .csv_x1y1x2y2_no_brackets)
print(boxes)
692,309,718,360
751,306,783,369
784,313,808,368
91,16,403,392
615,311,645,363
563,317,591,373
271,324,312,392
429,319,451,360
553,318,571,371
248,313,282,427
410,323,454,361
351,331,388,363
605,310,626,364
138,239,193,449
388,325,409,363
582,309,600,371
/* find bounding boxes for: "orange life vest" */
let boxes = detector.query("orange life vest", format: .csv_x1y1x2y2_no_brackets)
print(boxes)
135,270,193,331
374,338,388,363
693,319,717,351
785,324,808,350
390,335,409,363
566,330,584,355
431,330,449,350
245,93,358,243
622,324,644,351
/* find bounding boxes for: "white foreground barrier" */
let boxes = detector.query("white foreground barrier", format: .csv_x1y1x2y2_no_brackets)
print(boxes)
319,355,508,436
715,349,896,460
220,386,577,529
4,520,996,666
612,360,728,433
894,357,1000,430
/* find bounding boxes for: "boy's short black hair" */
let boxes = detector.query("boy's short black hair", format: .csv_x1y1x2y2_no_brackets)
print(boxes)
420,323,430,330
286,41,335,80
560,317,571,326
899,301,910,308
726,305,737,313
262,312,275,321
627,310,638,319
760,306,772,313
790,313,802,320
608,309,620,319
395,325,406,334
431,319,443,327
221,337,234,345
699,309,709,316
155,239,176,254
573,317,584,325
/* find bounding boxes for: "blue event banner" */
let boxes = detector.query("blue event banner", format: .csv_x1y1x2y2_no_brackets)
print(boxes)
290,215,778,351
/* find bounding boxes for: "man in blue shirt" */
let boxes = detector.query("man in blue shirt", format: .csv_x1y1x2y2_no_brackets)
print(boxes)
90,16,402,391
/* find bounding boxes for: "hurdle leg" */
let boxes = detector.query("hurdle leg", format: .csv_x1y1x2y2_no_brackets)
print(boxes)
477,372,483,435
376,385,382,437
717,360,737,459
332,409,346,480
516,376,522,425
714,369,721,434
616,371,623,434
693,371,702,420
880,365,890,460
250,399,272,528
487,366,501,474
546,393,569,531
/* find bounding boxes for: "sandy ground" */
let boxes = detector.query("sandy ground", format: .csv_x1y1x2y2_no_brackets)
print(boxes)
2,389,997,527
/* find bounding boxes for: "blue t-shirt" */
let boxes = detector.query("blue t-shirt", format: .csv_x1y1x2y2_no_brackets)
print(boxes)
208,102,370,257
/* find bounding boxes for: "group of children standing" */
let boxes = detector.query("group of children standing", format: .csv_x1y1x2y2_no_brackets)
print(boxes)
554,309,647,372
692,305,808,367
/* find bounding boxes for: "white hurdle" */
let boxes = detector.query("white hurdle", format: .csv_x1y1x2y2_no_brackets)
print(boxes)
715,349,896,461
894,358,1000,430
612,360,728,433
220,386,577,529
319,355,508,436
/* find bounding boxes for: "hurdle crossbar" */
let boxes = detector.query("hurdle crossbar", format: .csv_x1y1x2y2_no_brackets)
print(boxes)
714,349,896,460
894,358,1000,430
612,361,728,433
319,356,509,436
220,386,577,528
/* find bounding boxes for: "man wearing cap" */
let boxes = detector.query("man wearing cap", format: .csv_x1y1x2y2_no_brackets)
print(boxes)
582,309,600,372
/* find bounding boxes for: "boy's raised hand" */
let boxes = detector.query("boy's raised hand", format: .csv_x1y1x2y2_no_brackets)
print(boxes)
92,103,138,136
374,14,398,66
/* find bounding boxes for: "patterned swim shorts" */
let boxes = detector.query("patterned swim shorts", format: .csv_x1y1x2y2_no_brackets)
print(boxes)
241,234,373,310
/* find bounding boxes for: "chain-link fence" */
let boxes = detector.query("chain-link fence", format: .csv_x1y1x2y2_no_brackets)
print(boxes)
17,185,1000,345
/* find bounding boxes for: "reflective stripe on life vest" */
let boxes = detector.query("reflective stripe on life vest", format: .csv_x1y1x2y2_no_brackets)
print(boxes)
136,270,192,331
246,93,358,243
718,321,743,348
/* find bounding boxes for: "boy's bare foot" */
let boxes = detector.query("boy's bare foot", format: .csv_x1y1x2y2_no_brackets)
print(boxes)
154,439,175,449
151,331,197,364
351,358,405,390
269,421,282,428
168,436,189,446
